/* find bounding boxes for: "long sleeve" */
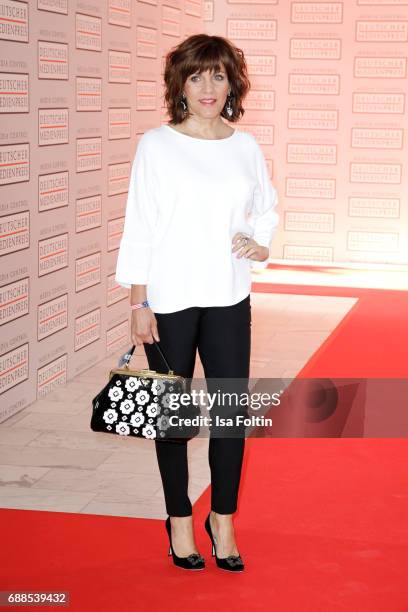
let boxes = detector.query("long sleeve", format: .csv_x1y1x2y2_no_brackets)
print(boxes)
115,136,158,288
248,140,279,271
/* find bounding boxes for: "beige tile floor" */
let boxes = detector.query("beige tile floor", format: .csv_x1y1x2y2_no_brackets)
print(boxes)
260,260,408,291
0,292,357,519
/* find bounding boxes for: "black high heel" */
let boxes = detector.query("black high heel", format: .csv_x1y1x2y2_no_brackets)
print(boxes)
165,516,205,570
204,512,245,572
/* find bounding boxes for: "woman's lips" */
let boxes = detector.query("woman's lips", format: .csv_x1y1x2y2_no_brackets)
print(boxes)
199,99,216,106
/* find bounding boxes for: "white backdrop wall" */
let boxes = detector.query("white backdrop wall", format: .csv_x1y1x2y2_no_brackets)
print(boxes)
205,0,408,266
1,0,408,419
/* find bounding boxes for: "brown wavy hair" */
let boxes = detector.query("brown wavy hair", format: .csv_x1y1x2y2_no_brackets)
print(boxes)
163,34,251,124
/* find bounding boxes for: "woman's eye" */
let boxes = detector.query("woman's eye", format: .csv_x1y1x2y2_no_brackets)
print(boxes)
190,74,224,81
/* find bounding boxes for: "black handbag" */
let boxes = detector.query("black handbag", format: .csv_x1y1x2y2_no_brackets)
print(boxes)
90,342,200,442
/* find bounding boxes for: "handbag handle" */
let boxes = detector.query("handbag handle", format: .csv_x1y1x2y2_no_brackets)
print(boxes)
125,341,173,374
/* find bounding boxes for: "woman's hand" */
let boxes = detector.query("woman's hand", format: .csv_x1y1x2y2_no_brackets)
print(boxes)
231,232,269,262
131,308,160,346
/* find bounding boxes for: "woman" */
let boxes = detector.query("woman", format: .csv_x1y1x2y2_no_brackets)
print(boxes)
115,34,279,572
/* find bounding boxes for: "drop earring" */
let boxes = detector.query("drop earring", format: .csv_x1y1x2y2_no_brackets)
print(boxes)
180,93,187,113
226,91,233,118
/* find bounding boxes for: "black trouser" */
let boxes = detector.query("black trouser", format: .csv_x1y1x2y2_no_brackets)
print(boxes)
143,294,251,516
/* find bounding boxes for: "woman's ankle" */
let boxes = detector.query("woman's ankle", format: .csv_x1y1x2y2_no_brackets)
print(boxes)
211,510,234,522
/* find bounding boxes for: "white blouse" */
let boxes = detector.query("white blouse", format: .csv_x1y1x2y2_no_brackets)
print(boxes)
115,124,279,314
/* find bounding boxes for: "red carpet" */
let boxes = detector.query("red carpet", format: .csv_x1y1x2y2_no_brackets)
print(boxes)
2,277,408,611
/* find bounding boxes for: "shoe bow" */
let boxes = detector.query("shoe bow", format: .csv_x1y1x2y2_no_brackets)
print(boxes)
225,555,244,567
187,553,205,565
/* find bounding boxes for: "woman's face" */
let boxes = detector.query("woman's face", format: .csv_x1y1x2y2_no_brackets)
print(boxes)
183,66,230,120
